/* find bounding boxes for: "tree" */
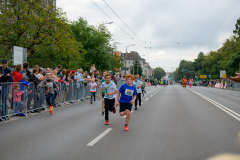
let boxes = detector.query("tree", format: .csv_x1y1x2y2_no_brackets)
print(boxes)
0,0,83,69
233,17,240,37
154,67,166,80
112,52,124,72
71,17,113,71
131,58,143,76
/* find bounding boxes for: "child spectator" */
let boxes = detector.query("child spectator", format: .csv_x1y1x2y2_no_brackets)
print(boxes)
13,84,24,114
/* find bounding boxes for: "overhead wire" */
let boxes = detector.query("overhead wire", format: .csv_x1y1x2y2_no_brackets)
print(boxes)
102,0,151,48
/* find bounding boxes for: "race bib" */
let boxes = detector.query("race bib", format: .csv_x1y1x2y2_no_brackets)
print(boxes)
125,89,134,96
48,82,53,88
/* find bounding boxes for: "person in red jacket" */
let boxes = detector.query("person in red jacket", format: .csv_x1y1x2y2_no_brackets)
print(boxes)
12,64,24,82
182,77,187,88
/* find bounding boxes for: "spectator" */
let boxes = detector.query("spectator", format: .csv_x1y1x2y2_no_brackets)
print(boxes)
57,64,63,80
70,70,76,81
0,59,12,119
76,69,85,101
12,84,24,114
27,68,41,113
12,64,23,82
90,64,96,73
20,63,30,77
36,68,44,80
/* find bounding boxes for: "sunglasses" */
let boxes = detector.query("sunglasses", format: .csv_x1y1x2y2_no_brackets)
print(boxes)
2,62,7,64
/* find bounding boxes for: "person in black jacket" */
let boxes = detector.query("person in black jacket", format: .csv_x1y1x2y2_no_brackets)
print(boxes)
0,59,13,119
27,68,41,113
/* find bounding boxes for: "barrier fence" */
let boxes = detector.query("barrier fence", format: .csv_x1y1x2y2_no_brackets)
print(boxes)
0,80,128,122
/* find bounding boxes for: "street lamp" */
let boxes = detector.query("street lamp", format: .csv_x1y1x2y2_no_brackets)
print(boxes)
102,22,113,25
125,44,135,74
126,44,135,53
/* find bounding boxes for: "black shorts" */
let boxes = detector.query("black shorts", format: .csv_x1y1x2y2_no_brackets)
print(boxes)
120,103,133,112
104,99,115,111
102,94,105,98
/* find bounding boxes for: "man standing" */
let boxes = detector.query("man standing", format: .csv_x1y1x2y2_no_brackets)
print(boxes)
116,74,137,131
0,59,12,119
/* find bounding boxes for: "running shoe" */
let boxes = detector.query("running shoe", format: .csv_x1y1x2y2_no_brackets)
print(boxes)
125,125,129,131
113,107,116,114
90,101,92,104
105,120,109,125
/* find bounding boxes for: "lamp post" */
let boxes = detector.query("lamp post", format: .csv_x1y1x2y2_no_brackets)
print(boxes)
125,44,135,74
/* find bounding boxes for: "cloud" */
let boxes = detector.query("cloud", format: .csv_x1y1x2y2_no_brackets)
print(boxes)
57,0,240,71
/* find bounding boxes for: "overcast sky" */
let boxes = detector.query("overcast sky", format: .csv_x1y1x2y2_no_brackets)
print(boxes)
57,0,240,72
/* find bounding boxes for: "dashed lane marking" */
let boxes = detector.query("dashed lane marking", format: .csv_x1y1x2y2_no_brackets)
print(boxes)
87,128,113,146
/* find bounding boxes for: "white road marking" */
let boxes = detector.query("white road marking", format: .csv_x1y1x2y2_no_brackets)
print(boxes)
188,89,240,122
87,128,113,146
150,95,153,97
145,98,149,101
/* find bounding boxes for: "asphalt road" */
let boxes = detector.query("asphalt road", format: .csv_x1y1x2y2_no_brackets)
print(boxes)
0,85,239,160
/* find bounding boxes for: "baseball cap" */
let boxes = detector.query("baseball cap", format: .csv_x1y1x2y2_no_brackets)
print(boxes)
1,59,8,63
22,76,29,80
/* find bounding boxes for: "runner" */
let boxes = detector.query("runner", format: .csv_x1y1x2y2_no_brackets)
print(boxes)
42,73,59,115
99,73,118,125
116,74,137,131
133,75,144,110
161,79,163,86
154,78,157,87
163,79,166,87
90,79,97,104
182,77,187,88
189,76,193,89
141,79,146,97
98,70,108,116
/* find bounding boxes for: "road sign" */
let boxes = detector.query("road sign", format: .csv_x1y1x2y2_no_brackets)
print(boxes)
208,75,211,78
223,74,226,78
200,75,207,78
220,70,226,78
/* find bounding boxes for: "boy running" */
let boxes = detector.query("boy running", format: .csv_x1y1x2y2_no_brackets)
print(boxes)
132,75,144,110
42,73,58,115
116,74,137,131
141,79,146,97
99,73,118,125
98,71,108,116
90,79,97,104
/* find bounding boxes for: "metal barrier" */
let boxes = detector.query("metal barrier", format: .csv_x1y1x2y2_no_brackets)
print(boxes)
0,80,127,122
214,82,240,90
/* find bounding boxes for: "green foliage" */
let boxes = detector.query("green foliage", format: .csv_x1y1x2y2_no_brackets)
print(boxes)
174,17,240,80
233,17,240,37
0,0,83,69
71,17,114,71
130,58,143,77
154,67,166,80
